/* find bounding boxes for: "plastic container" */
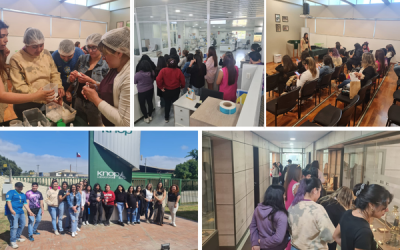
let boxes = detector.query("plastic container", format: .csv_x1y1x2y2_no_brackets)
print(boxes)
9,120,23,127
61,102,77,124
46,102,62,123
22,108,51,127
43,82,58,101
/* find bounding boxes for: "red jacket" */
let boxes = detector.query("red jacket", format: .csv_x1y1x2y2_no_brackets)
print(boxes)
156,67,185,90
103,190,115,205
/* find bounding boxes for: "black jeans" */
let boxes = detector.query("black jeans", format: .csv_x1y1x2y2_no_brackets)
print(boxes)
163,88,180,120
138,88,154,119
346,58,359,72
103,204,114,222
83,203,89,222
91,203,103,224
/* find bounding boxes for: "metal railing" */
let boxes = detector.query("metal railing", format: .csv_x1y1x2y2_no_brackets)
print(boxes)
12,176,86,187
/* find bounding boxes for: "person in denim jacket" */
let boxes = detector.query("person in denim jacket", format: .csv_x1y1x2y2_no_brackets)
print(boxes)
181,53,193,95
318,55,335,83
67,184,81,238
66,33,109,126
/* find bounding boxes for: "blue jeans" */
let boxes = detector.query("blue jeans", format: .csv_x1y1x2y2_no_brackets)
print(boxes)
116,202,124,222
58,202,70,232
394,63,400,78
127,207,137,223
48,206,58,231
28,208,42,236
192,86,202,96
136,200,141,222
338,79,350,89
69,207,80,233
7,213,25,243
145,201,153,220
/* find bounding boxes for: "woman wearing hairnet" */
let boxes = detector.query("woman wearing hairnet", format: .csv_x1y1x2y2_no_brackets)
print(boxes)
0,22,54,123
66,33,109,126
82,27,130,127
9,27,64,119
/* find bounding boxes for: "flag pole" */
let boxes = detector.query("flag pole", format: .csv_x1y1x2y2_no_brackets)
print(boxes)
76,153,77,176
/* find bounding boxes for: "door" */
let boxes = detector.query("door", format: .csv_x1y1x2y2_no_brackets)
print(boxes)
253,147,259,209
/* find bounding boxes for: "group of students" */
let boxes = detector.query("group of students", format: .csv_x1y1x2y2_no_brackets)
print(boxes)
0,20,130,126
251,160,394,250
134,44,263,123
5,179,181,249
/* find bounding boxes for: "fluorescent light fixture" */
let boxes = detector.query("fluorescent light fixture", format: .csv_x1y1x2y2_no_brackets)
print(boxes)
211,20,226,25
290,143,293,145
171,22,177,24
228,12,231,13
290,138,295,140
175,10,181,12
232,20,247,27
189,14,193,16
150,16,153,18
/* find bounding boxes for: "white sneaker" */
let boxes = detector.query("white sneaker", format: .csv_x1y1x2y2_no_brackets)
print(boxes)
82,222,86,226
16,238,25,242
149,116,153,121
71,232,76,237
144,118,150,123
77,227,81,232
172,223,177,227
55,230,60,236
10,242,18,249
86,221,89,225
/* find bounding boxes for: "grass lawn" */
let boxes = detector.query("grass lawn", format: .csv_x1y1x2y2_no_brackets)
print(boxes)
0,213,10,250
165,202,198,222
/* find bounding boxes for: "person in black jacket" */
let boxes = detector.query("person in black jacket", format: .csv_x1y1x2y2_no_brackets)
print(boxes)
297,50,310,74
317,187,354,250
89,183,104,226
134,186,145,224
135,54,156,73
275,55,297,84
114,185,126,226
346,43,363,72
125,186,138,225
169,48,180,66
187,54,207,96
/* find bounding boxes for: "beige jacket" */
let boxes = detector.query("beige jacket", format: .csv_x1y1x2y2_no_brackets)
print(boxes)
45,189,59,207
98,59,130,126
0,72,8,122
332,57,342,67
10,49,62,103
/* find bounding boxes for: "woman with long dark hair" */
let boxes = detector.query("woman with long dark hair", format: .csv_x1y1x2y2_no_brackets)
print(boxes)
167,184,181,227
271,162,280,185
155,56,167,107
301,33,311,52
153,182,166,226
102,184,115,226
275,55,297,83
89,183,104,226
284,164,302,210
66,184,81,238
187,54,207,96
216,52,238,102
250,185,289,250
297,50,311,74
346,43,363,72
169,48,180,64
135,60,155,124
318,55,335,83
375,49,387,78
288,177,335,250
336,42,343,51
136,54,156,73
114,184,126,226
317,186,354,250
125,186,138,225
135,186,144,224
57,181,70,234
82,185,91,225
156,58,185,123
144,183,154,223
205,46,218,90
333,183,393,250
181,53,194,95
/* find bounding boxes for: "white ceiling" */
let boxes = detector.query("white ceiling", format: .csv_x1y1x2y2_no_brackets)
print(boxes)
254,131,330,149
135,0,192,7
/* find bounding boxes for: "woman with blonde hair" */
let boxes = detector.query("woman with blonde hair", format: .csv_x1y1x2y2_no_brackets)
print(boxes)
167,184,181,227
317,187,354,250
296,57,319,97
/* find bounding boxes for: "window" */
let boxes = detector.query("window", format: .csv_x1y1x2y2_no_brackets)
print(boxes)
93,3,110,10
357,0,371,4
232,30,246,39
370,0,384,3
65,0,86,5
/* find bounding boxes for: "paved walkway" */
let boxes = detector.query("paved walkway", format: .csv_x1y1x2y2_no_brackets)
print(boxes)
4,212,198,250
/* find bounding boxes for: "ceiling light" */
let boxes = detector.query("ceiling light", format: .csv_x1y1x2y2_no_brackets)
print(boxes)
189,14,193,16
213,26,215,27
150,16,153,18
290,138,295,140
228,12,231,13
290,143,293,145
211,20,226,25
176,10,181,12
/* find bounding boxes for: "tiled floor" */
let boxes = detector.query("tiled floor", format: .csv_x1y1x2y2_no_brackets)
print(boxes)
4,212,198,250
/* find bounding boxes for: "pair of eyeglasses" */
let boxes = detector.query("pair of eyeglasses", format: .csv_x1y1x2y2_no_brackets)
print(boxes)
87,46,98,51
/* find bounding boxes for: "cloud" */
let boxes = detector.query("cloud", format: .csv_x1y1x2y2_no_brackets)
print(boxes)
140,155,187,170
181,145,189,150
0,139,88,174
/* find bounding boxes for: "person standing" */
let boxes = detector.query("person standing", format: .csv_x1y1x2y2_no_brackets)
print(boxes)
45,181,60,235
134,60,155,123
205,47,218,90
144,183,154,223
187,54,207,96
102,184,115,226
82,185,91,225
167,184,181,227
300,33,311,52
67,184,81,238
5,182,34,249
284,164,302,210
272,163,280,185
25,182,44,242
153,182,166,226
77,184,85,229
216,52,238,102
57,181,70,234
281,159,292,185
90,183,104,226
135,186,144,224
126,186,138,225
114,185,126,226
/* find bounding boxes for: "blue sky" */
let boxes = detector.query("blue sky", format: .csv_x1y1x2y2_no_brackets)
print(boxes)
0,131,198,173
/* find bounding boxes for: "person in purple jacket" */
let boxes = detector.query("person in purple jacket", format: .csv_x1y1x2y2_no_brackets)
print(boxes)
250,185,289,250
135,60,155,124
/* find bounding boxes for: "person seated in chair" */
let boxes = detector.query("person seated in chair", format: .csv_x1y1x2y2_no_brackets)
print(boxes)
328,48,342,67
275,55,297,84
295,57,319,97
318,55,335,83
297,50,311,74
346,43,363,72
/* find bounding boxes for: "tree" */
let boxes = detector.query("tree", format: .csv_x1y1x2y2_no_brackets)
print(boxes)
174,159,198,179
0,155,22,176
185,149,198,161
